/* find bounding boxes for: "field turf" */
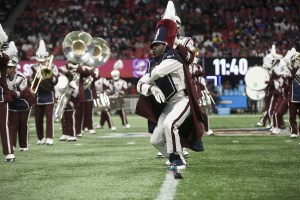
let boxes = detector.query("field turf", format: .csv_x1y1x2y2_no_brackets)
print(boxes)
0,114,299,200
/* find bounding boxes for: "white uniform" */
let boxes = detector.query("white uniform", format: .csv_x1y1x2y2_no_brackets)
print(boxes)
137,49,190,156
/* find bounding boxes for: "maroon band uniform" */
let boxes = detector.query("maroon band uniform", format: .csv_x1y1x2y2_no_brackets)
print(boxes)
7,70,34,150
0,53,14,157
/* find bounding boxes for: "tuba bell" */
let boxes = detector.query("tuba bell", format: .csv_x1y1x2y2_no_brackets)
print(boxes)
62,31,95,64
85,37,111,67
84,37,111,110
83,37,111,90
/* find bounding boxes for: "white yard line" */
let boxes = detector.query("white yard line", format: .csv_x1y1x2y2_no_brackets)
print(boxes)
156,171,179,200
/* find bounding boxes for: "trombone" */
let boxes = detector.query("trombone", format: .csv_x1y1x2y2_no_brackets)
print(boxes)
30,55,54,93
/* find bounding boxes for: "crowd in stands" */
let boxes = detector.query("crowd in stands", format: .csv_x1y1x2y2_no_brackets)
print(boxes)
2,0,300,60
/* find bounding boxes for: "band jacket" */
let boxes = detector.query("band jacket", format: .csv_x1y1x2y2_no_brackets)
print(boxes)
0,53,13,102
135,48,205,152
76,66,92,102
7,71,35,110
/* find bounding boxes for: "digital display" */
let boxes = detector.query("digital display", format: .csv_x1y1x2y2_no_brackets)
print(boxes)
213,58,248,76
204,57,263,86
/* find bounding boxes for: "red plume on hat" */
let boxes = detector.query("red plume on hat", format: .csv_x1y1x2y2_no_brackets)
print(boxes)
151,1,177,48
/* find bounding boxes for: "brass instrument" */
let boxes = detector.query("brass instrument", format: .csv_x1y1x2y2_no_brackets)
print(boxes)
84,37,111,109
54,31,95,122
62,31,94,64
85,37,111,67
30,55,54,93
54,76,70,122
83,76,94,89
83,37,111,89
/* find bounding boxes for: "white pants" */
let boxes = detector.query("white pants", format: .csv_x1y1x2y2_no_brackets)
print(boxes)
150,96,190,157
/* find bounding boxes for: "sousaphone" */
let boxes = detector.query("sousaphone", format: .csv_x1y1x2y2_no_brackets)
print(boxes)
85,37,111,67
62,31,95,64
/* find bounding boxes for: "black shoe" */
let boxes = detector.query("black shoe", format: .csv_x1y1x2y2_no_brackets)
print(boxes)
169,153,186,170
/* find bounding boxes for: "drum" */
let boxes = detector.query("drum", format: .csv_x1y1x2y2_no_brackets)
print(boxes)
244,66,270,91
93,93,110,111
246,86,266,100
109,96,122,110
199,90,212,108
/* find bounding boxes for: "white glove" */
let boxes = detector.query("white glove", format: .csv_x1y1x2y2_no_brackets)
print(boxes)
150,86,165,103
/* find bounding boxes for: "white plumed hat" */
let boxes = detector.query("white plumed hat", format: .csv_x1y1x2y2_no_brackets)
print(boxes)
113,59,124,70
0,24,8,46
36,39,49,61
4,41,18,58
0,24,8,52
4,41,19,66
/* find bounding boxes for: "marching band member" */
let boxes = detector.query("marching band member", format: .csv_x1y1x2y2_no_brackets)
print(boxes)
287,51,300,138
0,24,15,162
256,45,283,130
6,42,35,151
190,59,214,136
270,49,295,134
56,71,79,141
82,71,96,134
136,9,205,170
156,15,196,159
71,62,93,137
95,76,117,131
30,40,58,145
109,63,130,129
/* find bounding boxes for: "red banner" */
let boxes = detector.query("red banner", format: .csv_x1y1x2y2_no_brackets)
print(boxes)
17,59,149,79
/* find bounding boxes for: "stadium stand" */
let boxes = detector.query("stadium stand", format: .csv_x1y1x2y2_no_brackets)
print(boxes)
1,0,300,60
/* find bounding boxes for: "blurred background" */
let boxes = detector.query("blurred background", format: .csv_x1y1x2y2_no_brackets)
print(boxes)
1,0,299,114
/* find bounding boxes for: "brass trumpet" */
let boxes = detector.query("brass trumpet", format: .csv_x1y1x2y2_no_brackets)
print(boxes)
30,55,54,93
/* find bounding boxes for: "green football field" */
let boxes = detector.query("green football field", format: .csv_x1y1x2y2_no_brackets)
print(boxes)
0,113,300,200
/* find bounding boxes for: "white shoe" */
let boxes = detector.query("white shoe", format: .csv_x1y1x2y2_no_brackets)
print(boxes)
205,129,214,136
269,127,273,132
166,160,187,170
77,133,83,138
165,160,171,166
67,136,77,141
111,126,117,131
125,124,130,128
59,135,69,141
89,129,96,134
291,133,298,138
256,122,264,127
266,124,272,129
84,128,88,132
45,138,53,145
5,154,15,162
37,138,46,145
156,152,164,158
271,127,280,134
96,125,103,129
20,148,28,152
